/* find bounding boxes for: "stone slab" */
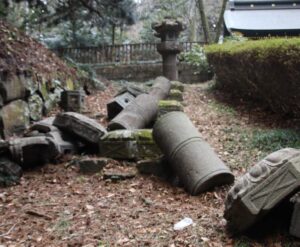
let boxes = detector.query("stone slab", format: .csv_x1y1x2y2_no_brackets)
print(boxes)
224,148,300,234
0,100,30,139
99,129,162,161
78,157,110,174
290,193,300,238
53,112,107,144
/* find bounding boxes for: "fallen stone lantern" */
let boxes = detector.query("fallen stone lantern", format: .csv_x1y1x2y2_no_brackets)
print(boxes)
153,111,234,195
152,18,186,81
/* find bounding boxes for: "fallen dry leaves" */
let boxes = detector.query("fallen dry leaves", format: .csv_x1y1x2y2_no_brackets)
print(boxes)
0,83,299,246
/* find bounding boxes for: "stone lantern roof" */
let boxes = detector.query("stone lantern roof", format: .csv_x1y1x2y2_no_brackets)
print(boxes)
152,18,186,42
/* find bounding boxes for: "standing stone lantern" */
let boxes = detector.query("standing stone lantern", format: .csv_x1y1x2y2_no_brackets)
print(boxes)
152,18,185,81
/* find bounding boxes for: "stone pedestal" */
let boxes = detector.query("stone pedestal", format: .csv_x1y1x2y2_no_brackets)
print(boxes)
152,19,185,81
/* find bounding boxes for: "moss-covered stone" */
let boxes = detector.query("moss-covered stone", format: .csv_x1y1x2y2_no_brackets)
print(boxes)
65,78,74,90
28,94,43,121
99,129,161,160
168,89,184,101
170,81,184,92
158,100,184,117
0,74,26,103
0,100,30,138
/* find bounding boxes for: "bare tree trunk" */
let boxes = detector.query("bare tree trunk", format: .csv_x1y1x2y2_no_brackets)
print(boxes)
112,23,116,45
214,0,228,43
195,0,211,44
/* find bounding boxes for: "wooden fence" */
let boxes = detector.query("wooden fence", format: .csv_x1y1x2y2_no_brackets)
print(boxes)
52,42,205,65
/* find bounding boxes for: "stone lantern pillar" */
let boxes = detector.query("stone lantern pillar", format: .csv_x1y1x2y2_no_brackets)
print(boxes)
152,18,185,81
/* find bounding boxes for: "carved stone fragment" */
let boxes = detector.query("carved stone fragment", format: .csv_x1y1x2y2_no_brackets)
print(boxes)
53,112,107,144
224,148,300,234
9,136,59,168
153,111,234,195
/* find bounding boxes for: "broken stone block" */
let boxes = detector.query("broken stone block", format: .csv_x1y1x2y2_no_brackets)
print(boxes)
99,129,162,161
46,130,78,156
107,92,135,120
0,73,26,103
29,117,58,133
60,90,85,113
158,100,184,118
0,158,23,187
224,148,300,234
9,136,59,168
290,193,300,238
53,112,107,144
0,100,30,139
77,157,110,174
28,94,43,121
170,81,184,92
168,89,183,101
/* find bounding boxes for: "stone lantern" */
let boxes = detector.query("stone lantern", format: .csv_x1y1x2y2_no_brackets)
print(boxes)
152,18,186,80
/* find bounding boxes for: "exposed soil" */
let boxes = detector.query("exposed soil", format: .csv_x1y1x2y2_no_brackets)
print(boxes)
0,20,77,81
0,82,300,246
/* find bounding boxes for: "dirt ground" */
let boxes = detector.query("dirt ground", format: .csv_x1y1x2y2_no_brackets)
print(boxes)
0,82,300,247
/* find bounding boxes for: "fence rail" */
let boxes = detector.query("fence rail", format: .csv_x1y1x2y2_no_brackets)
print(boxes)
52,42,205,65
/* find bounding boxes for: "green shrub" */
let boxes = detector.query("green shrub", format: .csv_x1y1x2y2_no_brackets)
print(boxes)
205,38,300,116
180,44,211,75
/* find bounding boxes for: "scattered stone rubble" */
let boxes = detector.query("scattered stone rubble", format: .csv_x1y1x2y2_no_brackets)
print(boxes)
1,73,300,240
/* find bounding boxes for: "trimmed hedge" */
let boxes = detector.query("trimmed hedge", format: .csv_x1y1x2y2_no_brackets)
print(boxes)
205,38,300,116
